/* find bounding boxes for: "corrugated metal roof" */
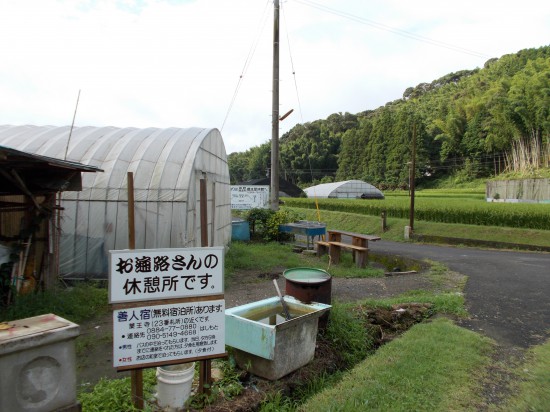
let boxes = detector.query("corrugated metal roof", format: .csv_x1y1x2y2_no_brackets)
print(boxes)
0,144,102,172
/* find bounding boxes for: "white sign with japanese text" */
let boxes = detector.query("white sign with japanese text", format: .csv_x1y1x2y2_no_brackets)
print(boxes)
113,299,225,368
230,185,269,210
109,247,224,304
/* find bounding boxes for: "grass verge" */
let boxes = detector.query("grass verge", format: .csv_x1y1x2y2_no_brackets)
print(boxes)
300,317,494,411
502,340,550,411
285,207,550,248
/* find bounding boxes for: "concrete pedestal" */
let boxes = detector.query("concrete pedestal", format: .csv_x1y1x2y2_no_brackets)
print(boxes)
0,313,80,412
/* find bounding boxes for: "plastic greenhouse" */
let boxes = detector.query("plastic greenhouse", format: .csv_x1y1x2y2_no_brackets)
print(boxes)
0,125,231,278
304,180,384,199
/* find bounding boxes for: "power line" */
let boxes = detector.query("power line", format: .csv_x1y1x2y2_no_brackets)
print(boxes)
281,2,304,124
221,0,271,132
293,0,490,59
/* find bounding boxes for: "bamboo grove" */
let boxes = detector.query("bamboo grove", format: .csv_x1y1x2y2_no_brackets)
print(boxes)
228,46,550,188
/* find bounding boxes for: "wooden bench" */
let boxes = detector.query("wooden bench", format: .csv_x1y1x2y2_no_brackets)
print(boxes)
327,241,368,268
327,229,381,247
316,240,331,257
316,230,381,268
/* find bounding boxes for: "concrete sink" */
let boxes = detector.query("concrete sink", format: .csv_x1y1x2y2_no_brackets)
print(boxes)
225,296,331,380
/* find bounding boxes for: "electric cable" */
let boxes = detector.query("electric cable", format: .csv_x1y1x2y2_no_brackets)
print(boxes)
221,0,272,132
293,0,490,59
281,2,304,124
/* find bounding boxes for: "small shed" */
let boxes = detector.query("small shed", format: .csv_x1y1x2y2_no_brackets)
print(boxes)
304,180,384,199
0,125,231,279
239,177,305,198
0,145,100,299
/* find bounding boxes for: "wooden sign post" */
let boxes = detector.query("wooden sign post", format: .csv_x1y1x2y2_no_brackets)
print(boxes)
128,172,144,410
110,173,226,409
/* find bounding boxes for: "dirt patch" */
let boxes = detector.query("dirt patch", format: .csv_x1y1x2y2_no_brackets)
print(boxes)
355,302,434,346
474,345,526,411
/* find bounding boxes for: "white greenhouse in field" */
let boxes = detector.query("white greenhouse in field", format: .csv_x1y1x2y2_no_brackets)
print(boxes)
304,180,384,199
0,125,231,278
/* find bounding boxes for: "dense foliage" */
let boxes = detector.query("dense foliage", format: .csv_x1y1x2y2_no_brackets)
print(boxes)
228,46,550,188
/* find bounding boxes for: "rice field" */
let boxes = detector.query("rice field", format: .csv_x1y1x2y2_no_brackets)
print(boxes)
284,191,550,230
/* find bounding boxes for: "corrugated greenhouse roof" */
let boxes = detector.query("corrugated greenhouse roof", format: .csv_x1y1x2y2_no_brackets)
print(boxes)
0,125,228,201
304,180,384,199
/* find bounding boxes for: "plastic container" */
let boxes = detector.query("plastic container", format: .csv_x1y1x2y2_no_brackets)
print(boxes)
156,362,195,411
231,218,250,241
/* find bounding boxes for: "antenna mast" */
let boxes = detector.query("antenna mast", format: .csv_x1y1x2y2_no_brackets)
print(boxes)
65,89,81,160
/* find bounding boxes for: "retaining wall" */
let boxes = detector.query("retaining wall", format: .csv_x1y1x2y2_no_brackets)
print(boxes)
486,178,550,203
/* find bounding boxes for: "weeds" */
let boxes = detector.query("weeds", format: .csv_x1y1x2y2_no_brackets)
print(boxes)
186,358,245,409
0,282,108,323
78,369,157,412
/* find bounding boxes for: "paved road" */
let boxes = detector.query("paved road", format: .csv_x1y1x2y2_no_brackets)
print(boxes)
369,240,550,348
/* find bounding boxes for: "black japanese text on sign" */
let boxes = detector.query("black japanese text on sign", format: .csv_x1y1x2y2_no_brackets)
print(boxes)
109,247,224,304
113,299,225,368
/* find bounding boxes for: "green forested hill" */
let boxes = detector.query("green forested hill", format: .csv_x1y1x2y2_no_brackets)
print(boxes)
228,46,550,188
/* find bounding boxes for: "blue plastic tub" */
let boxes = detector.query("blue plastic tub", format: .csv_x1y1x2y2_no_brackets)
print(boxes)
231,218,250,241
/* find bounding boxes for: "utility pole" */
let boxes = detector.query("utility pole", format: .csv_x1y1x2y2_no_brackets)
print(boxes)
270,0,280,211
409,123,416,231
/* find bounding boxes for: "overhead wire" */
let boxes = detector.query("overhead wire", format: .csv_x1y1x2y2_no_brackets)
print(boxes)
292,0,490,59
281,1,323,222
221,0,272,132
281,2,304,124
280,151,509,180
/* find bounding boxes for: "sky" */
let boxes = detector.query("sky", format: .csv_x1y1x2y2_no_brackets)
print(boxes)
1,0,549,155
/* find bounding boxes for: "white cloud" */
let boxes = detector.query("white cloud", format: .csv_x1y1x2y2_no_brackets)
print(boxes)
1,0,549,154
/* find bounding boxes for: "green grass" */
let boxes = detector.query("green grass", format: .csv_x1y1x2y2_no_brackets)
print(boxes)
285,207,550,248
503,340,550,411
225,241,384,283
0,282,108,323
299,318,494,411
323,302,374,366
78,368,158,411
356,287,467,319
224,241,306,275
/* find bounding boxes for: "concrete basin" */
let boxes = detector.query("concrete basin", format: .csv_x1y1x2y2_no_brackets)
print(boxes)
225,296,331,380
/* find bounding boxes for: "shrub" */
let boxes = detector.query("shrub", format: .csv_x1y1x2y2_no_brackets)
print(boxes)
246,208,303,241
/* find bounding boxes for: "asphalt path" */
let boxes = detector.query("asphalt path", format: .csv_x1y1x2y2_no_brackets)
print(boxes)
369,240,550,348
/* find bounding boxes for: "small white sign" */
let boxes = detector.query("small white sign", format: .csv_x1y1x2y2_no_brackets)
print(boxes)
113,300,225,368
109,247,224,304
230,185,269,210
